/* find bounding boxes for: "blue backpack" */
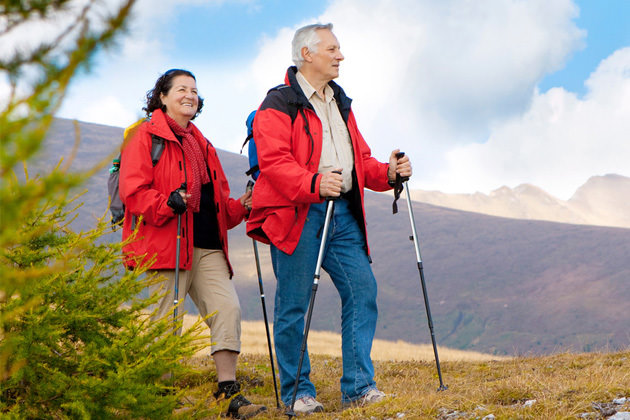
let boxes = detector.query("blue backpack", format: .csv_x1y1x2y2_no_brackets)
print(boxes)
241,85,304,180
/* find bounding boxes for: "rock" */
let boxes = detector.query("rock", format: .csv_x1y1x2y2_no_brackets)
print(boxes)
608,412,630,420
482,415,495,420
593,402,617,417
614,398,628,405
524,399,537,407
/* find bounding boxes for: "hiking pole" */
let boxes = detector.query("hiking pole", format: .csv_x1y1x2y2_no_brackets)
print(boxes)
246,181,281,409
173,182,187,332
394,154,447,391
287,183,339,418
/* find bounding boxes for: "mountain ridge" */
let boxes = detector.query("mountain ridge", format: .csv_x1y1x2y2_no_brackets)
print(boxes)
407,174,630,229
39,118,630,355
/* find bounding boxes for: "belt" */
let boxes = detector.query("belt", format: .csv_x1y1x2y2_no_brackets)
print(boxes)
339,190,353,200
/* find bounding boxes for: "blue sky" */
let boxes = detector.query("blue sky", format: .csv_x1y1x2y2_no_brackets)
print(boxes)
4,0,628,200
538,0,630,95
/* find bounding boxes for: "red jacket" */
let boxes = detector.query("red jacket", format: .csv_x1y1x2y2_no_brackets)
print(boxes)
119,109,247,275
247,67,392,255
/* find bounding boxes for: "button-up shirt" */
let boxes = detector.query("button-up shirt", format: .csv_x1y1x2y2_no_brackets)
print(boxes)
296,71,354,192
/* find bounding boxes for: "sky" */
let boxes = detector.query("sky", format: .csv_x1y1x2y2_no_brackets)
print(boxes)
3,0,630,200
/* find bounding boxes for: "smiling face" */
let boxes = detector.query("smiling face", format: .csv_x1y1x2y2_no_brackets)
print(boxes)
159,75,199,127
307,28,344,83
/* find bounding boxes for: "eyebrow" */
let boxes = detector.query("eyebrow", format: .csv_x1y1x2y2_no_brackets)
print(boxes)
174,85,197,90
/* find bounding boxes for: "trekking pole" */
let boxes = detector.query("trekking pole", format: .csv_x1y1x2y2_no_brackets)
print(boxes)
173,182,187,333
246,181,281,408
287,183,339,418
394,153,447,391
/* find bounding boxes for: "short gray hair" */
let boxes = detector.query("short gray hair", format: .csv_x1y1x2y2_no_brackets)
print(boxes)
292,23,334,69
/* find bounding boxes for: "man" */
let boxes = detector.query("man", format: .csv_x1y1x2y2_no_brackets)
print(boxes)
247,23,412,414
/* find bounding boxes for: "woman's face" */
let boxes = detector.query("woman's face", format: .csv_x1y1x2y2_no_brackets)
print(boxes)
159,75,199,125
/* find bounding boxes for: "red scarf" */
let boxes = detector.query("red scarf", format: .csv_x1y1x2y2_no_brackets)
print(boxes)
164,114,209,212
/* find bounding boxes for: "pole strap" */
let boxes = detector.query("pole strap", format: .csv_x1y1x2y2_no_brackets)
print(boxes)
392,173,404,214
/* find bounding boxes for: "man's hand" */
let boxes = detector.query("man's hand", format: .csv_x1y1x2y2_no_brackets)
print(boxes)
388,149,412,182
319,168,343,198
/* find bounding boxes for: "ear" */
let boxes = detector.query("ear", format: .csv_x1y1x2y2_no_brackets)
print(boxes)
301,46,313,63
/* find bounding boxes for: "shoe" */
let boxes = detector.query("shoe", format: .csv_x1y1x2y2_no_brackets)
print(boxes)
227,394,267,419
342,388,386,408
290,396,324,415
214,382,267,419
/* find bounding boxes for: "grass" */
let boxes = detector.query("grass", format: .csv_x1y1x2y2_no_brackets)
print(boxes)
178,316,630,419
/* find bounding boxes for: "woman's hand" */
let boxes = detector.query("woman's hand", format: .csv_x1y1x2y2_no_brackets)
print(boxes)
240,189,253,210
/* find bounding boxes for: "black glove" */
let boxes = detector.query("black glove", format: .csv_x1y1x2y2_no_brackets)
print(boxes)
167,189,187,215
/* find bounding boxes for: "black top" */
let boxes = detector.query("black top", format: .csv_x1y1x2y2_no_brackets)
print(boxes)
173,133,221,250
193,180,221,250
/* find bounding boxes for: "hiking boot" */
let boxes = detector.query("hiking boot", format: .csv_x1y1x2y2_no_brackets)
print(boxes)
227,394,267,419
342,388,386,408
214,381,267,419
290,396,324,415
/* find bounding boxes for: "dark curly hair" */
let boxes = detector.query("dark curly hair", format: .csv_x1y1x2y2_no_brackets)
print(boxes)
143,69,204,119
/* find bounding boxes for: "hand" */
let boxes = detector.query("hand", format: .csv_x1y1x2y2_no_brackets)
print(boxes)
319,168,343,198
388,149,412,182
240,189,253,210
167,189,188,215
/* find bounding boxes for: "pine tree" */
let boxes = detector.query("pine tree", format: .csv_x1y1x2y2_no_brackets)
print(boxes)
0,2,213,418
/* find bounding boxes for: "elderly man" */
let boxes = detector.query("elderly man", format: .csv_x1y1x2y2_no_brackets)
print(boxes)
247,23,412,414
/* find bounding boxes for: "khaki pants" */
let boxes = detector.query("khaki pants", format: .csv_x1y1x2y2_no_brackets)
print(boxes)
150,248,241,354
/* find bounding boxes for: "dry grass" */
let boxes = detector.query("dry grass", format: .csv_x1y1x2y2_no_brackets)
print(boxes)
183,316,507,363
179,316,630,419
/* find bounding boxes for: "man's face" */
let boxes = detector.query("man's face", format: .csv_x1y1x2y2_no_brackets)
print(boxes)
309,29,344,81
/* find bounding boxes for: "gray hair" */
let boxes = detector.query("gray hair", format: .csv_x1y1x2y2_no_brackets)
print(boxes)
292,23,334,69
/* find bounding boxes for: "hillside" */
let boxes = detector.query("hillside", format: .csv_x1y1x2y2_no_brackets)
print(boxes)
40,118,630,356
407,175,630,229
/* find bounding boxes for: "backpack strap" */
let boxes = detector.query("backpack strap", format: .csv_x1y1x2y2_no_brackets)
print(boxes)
150,135,165,166
270,84,301,123
268,84,317,164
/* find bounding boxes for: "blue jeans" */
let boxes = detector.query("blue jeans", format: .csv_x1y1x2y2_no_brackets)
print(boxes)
270,199,378,405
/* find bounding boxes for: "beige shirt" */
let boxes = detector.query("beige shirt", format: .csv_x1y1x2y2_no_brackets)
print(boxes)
296,71,354,192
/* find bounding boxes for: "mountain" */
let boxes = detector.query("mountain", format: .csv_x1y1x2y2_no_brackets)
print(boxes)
408,176,630,229
569,174,630,228
37,118,630,356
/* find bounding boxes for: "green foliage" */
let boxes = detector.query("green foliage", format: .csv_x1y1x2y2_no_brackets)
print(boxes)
0,1,212,418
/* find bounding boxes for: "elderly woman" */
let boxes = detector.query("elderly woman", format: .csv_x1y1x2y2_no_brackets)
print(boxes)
119,69,266,419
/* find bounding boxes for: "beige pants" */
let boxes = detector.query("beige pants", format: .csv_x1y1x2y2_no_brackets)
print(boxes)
150,248,241,354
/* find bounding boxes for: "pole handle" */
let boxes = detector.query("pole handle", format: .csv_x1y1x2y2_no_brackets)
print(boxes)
326,170,342,201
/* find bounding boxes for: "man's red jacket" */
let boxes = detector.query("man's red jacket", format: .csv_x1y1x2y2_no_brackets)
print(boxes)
119,109,247,274
247,67,392,255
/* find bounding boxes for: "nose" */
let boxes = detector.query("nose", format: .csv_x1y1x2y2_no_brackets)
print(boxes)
337,51,344,61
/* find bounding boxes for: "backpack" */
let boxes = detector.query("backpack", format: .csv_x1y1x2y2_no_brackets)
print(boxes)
107,119,165,227
241,85,308,180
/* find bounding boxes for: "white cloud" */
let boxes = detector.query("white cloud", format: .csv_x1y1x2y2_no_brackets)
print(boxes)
434,47,630,199
303,0,586,174
47,0,629,200
75,95,136,128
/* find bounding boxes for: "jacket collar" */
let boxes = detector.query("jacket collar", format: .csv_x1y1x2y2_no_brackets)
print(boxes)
285,66,353,122
147,108,206,146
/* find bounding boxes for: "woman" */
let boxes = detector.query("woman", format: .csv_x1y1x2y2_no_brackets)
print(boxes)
119,69,266,419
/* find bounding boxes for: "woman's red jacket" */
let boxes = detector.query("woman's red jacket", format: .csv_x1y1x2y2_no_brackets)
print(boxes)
119,109,247,275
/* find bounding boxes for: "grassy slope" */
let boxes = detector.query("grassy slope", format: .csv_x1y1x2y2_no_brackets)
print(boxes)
178,316,629,419
179,350,630,419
